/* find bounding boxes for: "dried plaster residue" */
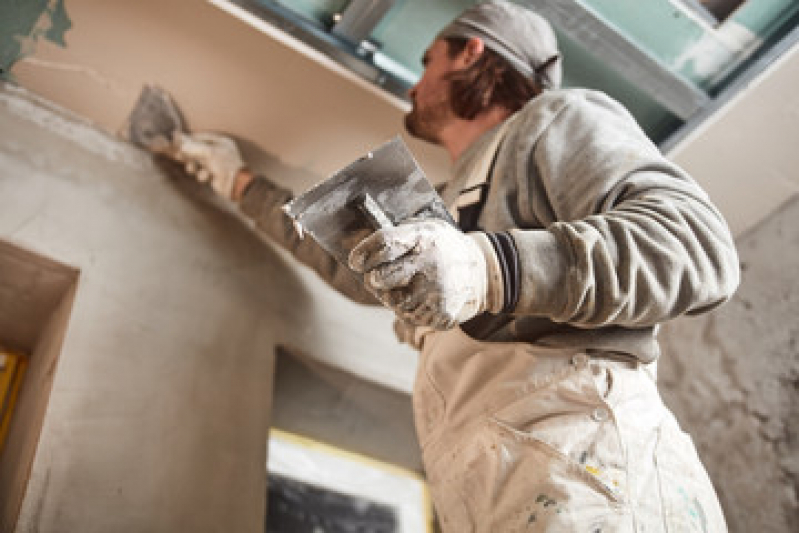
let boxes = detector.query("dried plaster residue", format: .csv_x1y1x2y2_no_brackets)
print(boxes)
0,84,152,171
673,20,762,86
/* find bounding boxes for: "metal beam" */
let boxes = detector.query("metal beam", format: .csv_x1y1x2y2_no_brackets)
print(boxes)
525,0,710,120
332,0,397,45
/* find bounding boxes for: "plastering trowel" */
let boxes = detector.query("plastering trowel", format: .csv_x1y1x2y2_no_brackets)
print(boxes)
284,136,454,267
124,84,187,154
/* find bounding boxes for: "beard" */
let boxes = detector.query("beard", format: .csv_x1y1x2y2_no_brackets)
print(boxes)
404,98,452,144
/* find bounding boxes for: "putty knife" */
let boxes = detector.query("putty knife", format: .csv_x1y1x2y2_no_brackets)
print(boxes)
124,84,187,153
284,137,454,267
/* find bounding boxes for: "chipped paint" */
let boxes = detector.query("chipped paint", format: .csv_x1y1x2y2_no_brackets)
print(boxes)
0,0,72,79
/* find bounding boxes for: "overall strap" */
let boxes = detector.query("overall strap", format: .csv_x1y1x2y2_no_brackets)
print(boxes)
457,146,502,232
452,113,517,232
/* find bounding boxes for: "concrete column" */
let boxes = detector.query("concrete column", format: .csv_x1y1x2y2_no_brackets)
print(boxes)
0,84,287,533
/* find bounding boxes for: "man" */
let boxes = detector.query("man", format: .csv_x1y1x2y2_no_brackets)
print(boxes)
173,1,739,530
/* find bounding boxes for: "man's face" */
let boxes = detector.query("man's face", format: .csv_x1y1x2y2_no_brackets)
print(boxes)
405,39,459,143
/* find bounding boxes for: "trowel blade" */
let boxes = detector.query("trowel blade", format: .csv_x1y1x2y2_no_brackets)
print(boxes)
285,136,453,266
125,85,187,153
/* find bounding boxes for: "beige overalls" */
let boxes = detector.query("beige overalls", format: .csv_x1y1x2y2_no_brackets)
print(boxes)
413,120,728,532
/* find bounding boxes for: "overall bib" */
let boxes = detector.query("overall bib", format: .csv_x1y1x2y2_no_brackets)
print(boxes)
413,328,727,532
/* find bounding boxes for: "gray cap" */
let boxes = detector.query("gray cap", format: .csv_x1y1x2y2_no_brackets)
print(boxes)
437,0,562,89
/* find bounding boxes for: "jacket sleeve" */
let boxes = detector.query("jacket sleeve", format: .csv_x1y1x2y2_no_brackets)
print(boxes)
238,175,379,306
506,91,740,327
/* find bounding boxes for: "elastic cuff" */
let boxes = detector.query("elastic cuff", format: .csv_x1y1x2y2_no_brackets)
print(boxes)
468,232,505,314
484,231,521,313
238,175,293,221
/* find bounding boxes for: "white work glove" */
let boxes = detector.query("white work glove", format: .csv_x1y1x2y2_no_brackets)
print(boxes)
349,219,504,330
172,132,245,200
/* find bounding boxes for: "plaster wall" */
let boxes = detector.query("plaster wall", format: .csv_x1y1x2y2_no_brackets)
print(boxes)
658,195,799,532
658,48,799,531
0,82,389,532
5,0,449,185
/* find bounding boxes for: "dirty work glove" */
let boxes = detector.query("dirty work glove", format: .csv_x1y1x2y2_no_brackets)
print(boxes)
393,318,434,351
172,132,245,200
349,219,504,330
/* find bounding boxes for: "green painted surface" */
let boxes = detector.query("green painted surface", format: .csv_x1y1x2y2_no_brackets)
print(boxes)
581,0,707,69
557,30,680,143
580,0,799,89
274,0,348,25
561,0,799,134
268,0,688,139
372,0,476,76
370,0,683,141
0,0,72,80
580,0,750,88
733,0,799,35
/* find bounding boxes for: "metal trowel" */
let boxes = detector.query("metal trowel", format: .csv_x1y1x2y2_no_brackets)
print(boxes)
124,84,187,154
284,136,454,267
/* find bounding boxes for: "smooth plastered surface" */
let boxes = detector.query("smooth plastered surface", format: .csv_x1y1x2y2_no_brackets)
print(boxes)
10,0,450,184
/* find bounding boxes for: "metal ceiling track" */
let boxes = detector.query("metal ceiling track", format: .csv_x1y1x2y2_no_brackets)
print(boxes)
524,0,710,121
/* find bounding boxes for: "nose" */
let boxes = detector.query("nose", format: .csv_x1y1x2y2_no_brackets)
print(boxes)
408,83,418,102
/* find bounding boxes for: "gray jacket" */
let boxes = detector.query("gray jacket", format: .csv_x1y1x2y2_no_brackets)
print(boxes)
240,89,740,363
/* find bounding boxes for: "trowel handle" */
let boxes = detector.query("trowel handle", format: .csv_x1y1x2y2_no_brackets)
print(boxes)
355,193,394,230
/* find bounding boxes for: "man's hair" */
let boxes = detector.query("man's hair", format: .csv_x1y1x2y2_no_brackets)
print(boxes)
444,37,543,120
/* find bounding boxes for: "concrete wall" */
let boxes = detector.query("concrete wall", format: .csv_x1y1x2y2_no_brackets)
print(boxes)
270,347,421,474
0,82,318,532
658,195,799,532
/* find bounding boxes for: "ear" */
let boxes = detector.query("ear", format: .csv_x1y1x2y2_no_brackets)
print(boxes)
457,37,485,68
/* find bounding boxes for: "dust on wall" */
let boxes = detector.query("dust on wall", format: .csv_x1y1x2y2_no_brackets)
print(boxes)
659,195,799,533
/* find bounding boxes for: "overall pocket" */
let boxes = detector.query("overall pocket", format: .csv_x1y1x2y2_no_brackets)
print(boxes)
424,363,632,532
489,362,628,505
653,422,727,533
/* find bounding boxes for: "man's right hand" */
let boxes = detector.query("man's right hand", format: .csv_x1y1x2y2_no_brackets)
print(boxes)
172,132,246,200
